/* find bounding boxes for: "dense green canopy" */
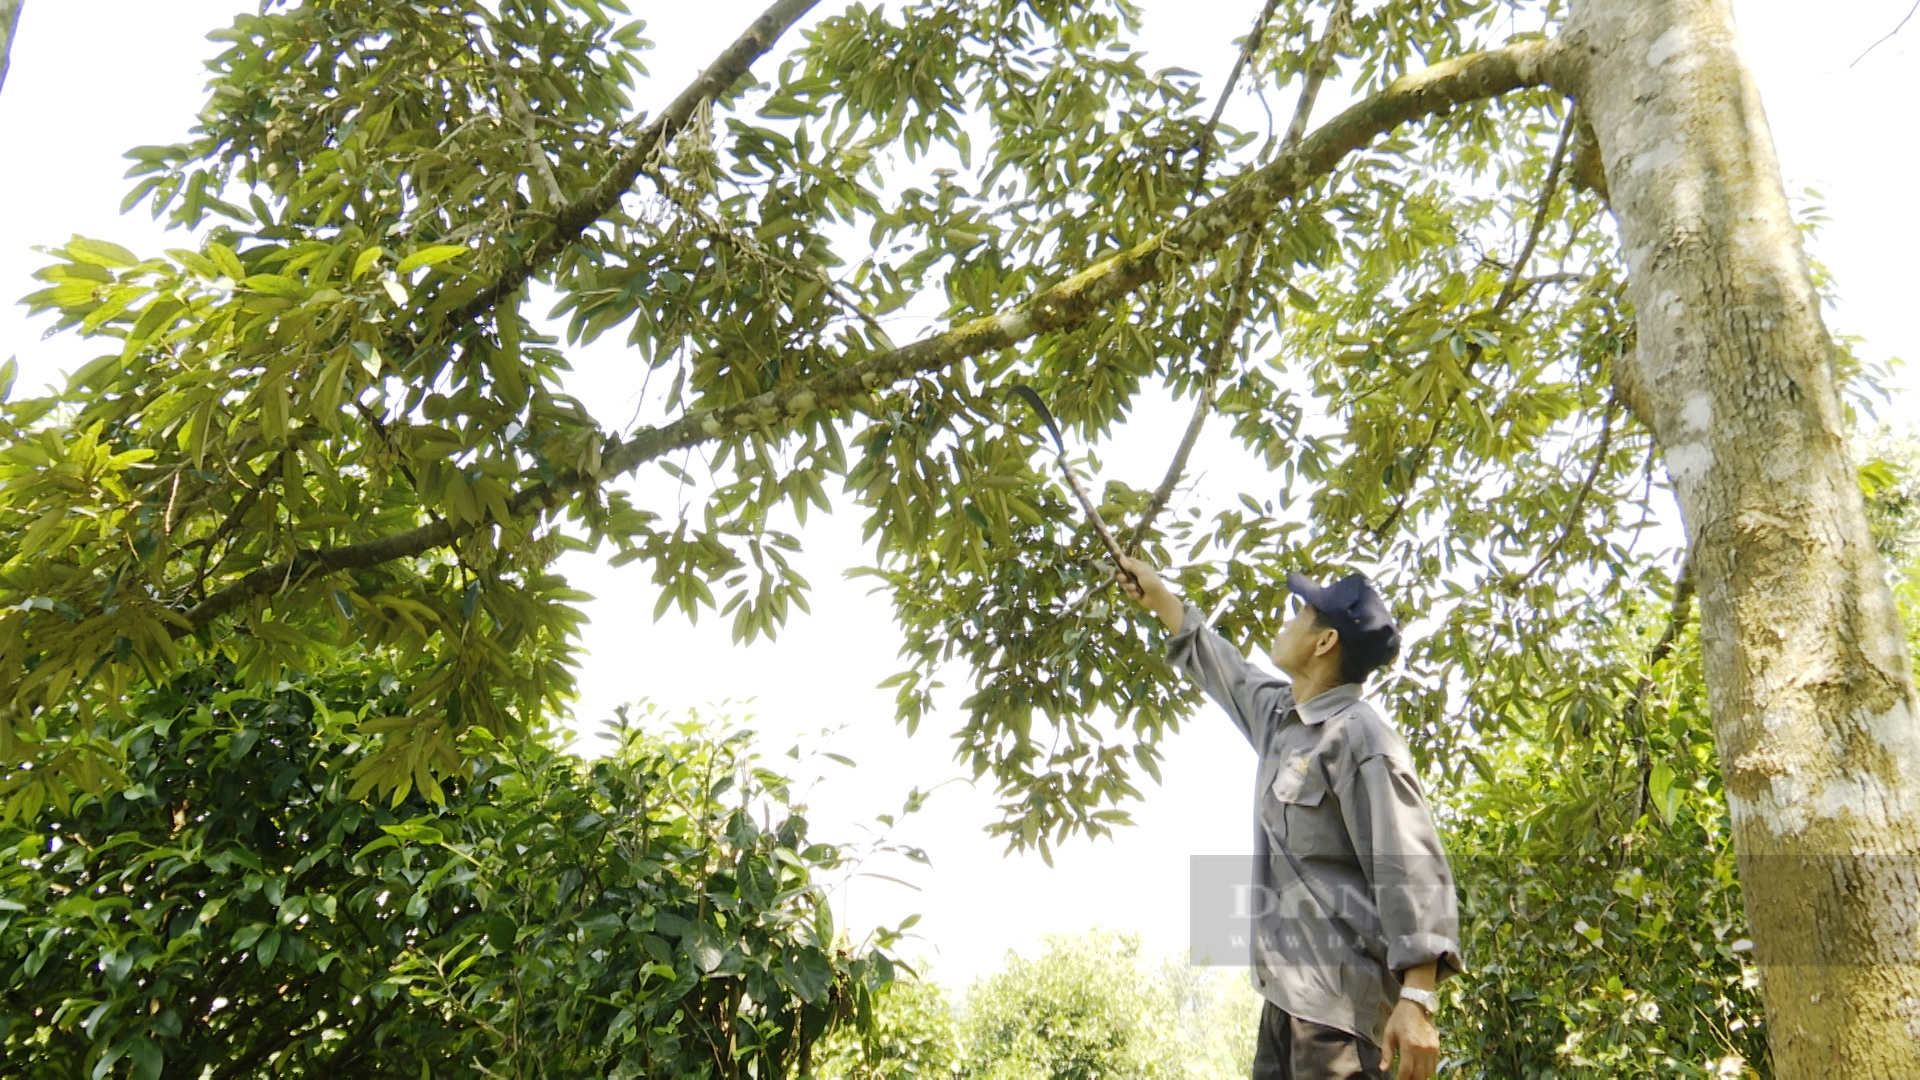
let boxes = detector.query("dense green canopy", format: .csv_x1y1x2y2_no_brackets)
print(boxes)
0,0,1754,851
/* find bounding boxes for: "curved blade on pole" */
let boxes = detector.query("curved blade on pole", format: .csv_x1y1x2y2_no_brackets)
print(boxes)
1009,384,1067,455
1007,384,1136,589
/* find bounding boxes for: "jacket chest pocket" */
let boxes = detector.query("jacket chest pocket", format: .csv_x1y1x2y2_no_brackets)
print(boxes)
1269,759,1334,849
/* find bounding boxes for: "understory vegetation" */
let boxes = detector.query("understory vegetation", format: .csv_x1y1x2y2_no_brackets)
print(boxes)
2,673,903,1078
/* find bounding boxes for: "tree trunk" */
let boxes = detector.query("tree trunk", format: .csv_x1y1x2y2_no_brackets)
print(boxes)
1563,0,1920,1074
0,0,22,96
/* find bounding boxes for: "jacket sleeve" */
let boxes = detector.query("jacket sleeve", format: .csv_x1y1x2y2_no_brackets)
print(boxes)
1164,602,1292,750
1336,746,1465,981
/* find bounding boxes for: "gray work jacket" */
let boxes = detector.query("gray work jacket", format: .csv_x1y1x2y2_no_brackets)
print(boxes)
1167,603,1463,1046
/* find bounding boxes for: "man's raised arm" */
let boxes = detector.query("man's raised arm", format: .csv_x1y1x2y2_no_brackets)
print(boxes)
1116,556,1290,749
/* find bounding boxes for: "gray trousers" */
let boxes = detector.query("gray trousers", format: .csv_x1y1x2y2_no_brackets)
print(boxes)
1251,1002,1390,1080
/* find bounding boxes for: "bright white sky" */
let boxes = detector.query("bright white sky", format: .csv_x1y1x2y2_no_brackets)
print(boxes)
1,1,1914,993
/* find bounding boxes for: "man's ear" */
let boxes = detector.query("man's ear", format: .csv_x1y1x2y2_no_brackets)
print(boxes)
1314,627,1341,659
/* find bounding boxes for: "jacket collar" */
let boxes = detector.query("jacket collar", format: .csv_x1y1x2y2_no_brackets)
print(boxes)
1293,683,1362,726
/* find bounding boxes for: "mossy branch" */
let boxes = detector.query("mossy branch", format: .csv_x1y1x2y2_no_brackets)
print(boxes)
183,39,1563,630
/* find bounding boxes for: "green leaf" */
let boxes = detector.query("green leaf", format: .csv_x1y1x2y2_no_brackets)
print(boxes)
67,237,141,268
207,242,246,280
395,244,468,274
129,1037,164,1080
229,728,261,761
243,273,307,298
1649,762,1680,826
351,246,387,280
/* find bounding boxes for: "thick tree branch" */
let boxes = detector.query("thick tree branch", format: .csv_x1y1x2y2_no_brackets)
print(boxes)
181,40,1563,630
433,0,822,338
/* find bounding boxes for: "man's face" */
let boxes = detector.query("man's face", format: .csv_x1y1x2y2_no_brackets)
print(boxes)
1268,599,1336,678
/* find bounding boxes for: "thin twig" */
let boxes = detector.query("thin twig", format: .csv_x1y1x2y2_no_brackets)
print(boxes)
1279,0,1354,152
1510,399,1618,585
186,449,289,601
1371,109,1577,538
1126,231,1262,549
1493,111,1579,317
1853,0,1920,67
163,471,182,536
1191,0,1286,190
476,27,567,207
1626,564,1696,831
1131,0,1355,548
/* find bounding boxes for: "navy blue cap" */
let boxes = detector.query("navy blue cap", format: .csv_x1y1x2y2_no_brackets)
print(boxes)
1285,571,1401,673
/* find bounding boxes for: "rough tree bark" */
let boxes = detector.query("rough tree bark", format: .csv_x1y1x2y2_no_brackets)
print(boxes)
1563,0,1920,1073
0,0,23,96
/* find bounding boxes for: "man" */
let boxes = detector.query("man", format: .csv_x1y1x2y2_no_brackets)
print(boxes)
1116,556,1461,1080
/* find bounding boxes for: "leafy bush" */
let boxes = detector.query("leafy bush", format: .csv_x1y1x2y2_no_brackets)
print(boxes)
0,664,899,1078
1442,606,1766,1078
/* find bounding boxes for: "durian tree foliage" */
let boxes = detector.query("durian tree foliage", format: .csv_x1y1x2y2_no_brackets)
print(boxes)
0,0,1858,854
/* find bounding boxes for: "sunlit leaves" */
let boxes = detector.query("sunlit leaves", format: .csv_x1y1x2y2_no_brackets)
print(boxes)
0,0,1757,851
2,0,642,796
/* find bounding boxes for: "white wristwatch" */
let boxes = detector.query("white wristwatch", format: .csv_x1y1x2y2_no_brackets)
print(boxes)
1398,986,1438,1016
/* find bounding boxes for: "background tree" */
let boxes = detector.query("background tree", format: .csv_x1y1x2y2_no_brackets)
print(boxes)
958,930,1179,1080
813,930,1257,1080
1,672,902,1078
2,0,1915,1072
